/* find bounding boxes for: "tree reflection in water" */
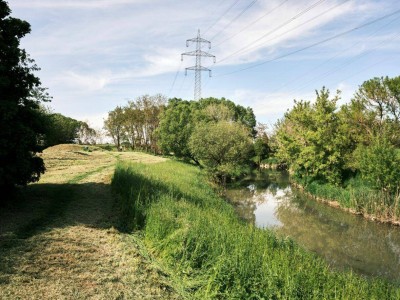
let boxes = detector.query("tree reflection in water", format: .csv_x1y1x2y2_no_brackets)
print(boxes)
226,170,400,283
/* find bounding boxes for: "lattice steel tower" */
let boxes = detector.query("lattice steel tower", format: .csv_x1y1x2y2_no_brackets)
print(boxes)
181,29,216,101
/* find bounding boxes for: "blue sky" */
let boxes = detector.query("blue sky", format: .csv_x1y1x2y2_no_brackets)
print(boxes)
8,0,400,130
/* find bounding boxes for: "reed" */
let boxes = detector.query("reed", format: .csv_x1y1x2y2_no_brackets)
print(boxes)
299,176,400,222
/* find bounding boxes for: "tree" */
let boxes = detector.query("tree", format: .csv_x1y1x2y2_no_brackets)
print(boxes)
357,138,400,194
188,121,253,184
254,123,270,165
44,113,82,146
104,106,126,150
76,121,97,145
353,76,400,146
156,99,198,162
157,97,257,165
0,1,49,193
275,88,350,184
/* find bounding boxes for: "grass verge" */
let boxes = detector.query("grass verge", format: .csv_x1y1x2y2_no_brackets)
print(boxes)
112,160,400,299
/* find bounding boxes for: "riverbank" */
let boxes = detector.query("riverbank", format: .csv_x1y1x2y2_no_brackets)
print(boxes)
291,178,400,226
112,159,400,299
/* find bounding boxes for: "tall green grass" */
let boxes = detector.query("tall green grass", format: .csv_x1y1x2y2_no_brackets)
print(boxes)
112,160,400,299
296,176,400,221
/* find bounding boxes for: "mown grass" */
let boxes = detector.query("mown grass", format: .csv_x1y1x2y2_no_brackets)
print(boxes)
296,176,400,222
112,160,400,299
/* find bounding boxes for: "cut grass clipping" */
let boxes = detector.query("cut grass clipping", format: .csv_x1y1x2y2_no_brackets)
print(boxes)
112,160,400,299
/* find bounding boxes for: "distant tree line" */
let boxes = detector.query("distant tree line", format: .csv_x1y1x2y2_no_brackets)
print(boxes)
104,96,264,184
273,76,400,193
103,94,166,152
40,107,99,147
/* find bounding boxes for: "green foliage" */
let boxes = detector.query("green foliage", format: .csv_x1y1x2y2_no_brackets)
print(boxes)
352,76,400,145
275,88,349,184
104,106,125,150
44,113,81,146
112,160,400,299
357,138,400,193
0,1,49,192
157,97,257,179
189,121,253,183
156,98,195,160
104,94,166,152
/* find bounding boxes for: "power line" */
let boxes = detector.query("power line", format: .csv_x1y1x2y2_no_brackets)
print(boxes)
237,0,351,59
285,31,400,98
269,13,400,95
210,0,258,41
215,8,400,77
217,0,327,64
167,61,182,98
213,0,289,47
176,73,187,98
203,0,241,36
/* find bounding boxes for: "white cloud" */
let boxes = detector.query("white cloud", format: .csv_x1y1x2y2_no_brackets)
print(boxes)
56,71,112,92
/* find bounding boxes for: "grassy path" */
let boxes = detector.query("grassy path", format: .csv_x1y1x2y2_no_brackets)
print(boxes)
0,145,178,299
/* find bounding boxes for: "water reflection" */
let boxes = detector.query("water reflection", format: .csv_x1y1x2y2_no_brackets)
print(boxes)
226,170,400,283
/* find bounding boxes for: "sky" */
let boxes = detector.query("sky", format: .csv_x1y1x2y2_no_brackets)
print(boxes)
7,0,400,130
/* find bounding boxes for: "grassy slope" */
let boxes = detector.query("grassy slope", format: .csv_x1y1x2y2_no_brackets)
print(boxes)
0,145,179,299
113,160,400,299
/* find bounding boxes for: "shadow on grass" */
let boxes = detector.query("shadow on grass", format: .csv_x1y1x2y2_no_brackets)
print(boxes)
0,180,129,282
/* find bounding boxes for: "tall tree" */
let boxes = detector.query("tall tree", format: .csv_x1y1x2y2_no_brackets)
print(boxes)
104,106,125,150
275,88,350,184
0,1,49,193
156,99,197,162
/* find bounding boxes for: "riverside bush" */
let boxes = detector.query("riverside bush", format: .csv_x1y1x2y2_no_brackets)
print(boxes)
112,160,400,299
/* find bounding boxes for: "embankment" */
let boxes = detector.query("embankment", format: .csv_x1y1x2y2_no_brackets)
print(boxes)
112,159,400,299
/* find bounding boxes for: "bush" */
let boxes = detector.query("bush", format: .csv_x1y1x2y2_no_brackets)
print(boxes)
357,138,400,194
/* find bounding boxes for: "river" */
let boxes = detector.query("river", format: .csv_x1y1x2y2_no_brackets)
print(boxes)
226,170,400,283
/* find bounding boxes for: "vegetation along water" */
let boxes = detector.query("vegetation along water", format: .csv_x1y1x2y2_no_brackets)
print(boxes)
3,0,400,297
226,170,400,284
112,160,400,299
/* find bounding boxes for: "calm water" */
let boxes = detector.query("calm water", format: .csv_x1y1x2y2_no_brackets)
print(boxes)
226,170,400,283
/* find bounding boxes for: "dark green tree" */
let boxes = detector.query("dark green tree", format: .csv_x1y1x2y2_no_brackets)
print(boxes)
44,113,82,146
0,1,49,193
156,98,198,162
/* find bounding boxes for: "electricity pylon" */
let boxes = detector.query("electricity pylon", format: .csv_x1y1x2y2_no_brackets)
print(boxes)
181,29,216,101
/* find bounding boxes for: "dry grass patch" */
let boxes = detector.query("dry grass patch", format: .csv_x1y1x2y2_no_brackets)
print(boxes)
0,145,179,299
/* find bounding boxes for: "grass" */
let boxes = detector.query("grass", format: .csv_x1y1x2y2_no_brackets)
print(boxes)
112,160,400,299
0,144,178,299
296,176,400,223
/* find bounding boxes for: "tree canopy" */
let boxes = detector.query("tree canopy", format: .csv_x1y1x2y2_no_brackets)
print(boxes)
157,97,256,182
273,76,400,193
0,1,49,192
103,94,166,152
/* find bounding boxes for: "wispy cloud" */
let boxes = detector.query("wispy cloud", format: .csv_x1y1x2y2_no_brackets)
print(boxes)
12,0,147,9
8,0,400,126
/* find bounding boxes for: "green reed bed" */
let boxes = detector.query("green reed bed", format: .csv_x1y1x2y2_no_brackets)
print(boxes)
297,176,400,222
112,160,400,299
